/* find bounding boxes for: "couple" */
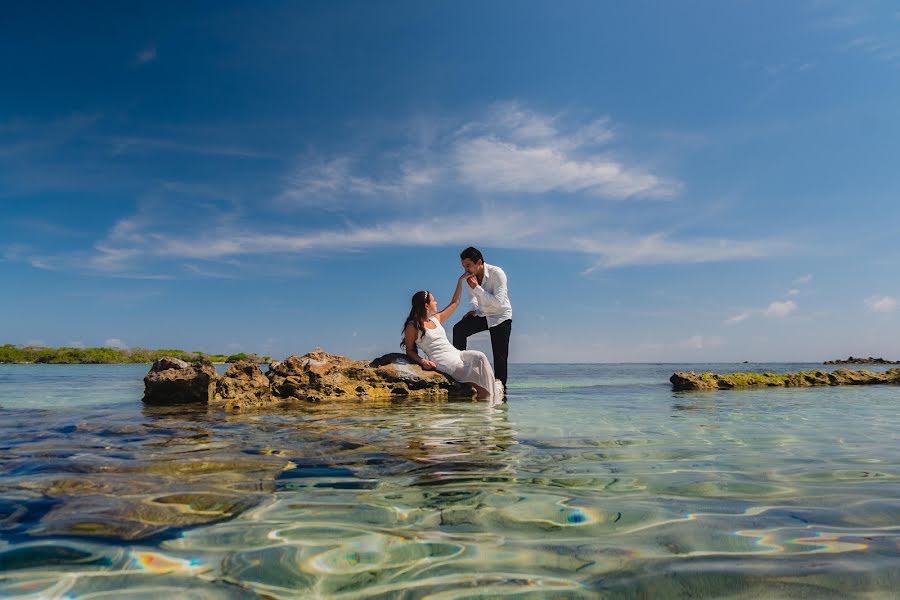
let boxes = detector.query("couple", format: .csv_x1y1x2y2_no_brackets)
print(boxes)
402,247,512,400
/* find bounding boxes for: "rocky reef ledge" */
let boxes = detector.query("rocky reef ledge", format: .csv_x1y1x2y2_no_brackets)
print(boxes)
143,349,474,409
824,356,900,365
670,368,900,391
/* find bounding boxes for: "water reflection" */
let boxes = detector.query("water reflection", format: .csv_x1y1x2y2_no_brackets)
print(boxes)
2,364,900,598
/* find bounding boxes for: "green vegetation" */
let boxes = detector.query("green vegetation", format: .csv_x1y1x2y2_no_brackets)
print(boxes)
671,368,900,391
0,344,272,365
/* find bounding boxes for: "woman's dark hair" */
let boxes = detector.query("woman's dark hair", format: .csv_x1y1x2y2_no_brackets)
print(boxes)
460,246,484,264
401,290,430,348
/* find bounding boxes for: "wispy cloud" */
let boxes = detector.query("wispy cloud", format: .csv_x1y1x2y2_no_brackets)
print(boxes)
845,36,900,64
680,335,723,350
764,300,798,318
279,157,438,206
12,102,797,277
727,299,798,324
108,136,276,159
864,294,897,314
794,273,813,284
454,137,676,198
726,310,754,324
78,206,789,274
279,102,679,205
136,44,157,64
454,102,678,198
104,338,128,349
579,234,789,269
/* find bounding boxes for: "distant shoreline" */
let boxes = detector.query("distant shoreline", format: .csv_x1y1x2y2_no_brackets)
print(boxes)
0,344,271,365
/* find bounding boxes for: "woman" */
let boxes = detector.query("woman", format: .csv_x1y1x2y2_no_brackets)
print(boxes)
402,272,502,400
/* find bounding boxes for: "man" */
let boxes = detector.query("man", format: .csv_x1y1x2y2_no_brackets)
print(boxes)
453,246,512,392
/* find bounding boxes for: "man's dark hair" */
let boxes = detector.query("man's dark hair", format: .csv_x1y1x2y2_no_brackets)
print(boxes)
460,246,484,264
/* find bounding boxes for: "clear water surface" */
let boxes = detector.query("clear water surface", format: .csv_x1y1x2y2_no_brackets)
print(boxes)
0,363,898,598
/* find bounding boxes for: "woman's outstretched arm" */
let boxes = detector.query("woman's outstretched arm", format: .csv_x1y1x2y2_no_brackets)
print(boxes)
435,272,469,323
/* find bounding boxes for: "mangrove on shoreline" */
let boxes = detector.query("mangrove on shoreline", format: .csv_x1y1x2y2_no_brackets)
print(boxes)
0,344,271,365
671,368,900,391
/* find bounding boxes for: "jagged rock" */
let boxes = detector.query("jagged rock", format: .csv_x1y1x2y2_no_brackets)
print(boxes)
143,357,217,405
142,349,475,406
267,349,474,402
214,361,275,411
671,368,900,391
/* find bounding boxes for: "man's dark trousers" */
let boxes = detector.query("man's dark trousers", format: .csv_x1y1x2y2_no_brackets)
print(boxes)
452,315,512,387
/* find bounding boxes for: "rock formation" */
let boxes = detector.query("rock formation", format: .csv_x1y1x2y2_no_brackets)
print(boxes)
670,368,900,391
142,357,217,404
267,349,473,402
143,349,474,408
824,356,900,365
214,361,274,411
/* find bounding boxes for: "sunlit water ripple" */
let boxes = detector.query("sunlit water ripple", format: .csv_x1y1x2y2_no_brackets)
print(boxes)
0,363,898,598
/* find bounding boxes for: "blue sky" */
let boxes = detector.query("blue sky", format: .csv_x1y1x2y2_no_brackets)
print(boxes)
2,0,900,362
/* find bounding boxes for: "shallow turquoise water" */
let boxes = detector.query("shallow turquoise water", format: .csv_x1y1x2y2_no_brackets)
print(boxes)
1,363,898,598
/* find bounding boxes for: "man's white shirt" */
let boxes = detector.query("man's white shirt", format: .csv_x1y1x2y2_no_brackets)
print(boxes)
467,263,512,328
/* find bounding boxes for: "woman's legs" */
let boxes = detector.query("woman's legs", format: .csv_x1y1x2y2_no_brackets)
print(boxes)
457,350,496,401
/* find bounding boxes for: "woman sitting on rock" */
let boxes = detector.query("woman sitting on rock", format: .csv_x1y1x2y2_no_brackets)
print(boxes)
402,272,502,400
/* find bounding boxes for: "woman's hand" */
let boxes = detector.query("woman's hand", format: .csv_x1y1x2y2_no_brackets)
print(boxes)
466,275,478,289
459,271,471,281
420,360,437,371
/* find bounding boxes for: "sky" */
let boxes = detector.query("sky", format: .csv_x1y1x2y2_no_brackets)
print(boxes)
2,0,900,362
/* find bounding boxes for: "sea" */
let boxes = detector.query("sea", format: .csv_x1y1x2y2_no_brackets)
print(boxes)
0,363,898,598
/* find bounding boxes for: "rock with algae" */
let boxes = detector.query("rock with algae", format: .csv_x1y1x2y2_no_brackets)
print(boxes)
266,349,474,402
670,368,900,391
143,349,474,407
213,360,275,411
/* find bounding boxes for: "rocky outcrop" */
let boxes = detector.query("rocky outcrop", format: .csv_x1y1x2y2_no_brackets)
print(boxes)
824,356,900,365
142,357,217,405
213,361,275,411
671,368,900,391
143,349,474,407
267,349,473,402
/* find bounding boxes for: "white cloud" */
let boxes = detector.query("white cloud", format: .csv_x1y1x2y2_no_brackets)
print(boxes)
846,36,900,64
727,299,798,324
579,234,788,269
764,300,798,318
86,209,786,273
794,274,813,284
68,341,85,348
104,338,128,349
680,335,723,350
491,102,562,142
454,102,677,199
864,295,897,314
24,339,47,347
280,102,677,205
455,137,677,198
136,45,157,64
787,288,800,296
726,310,754,324
279,158,438,205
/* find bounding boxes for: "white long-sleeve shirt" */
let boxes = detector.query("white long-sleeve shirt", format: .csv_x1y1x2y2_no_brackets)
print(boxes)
467,263,512,327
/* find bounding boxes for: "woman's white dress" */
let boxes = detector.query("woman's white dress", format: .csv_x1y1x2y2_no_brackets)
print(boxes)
417,316,498,397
